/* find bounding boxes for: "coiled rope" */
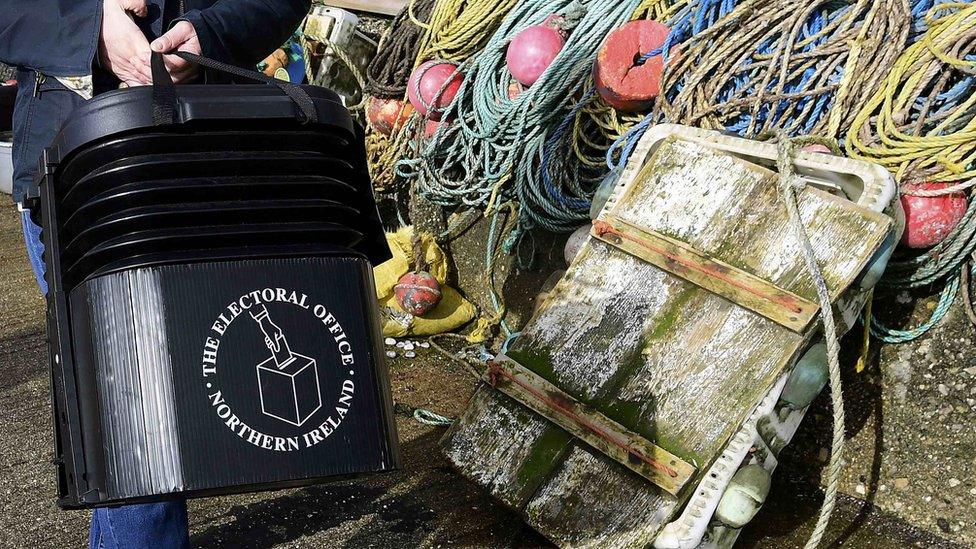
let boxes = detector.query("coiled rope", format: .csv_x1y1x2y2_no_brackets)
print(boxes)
659,0,911,138
413,0,521,65
608,0,912,177
364,0,437,190
526,0,912,235
366,0,437,99
398,0,643,240
847,2,976,186
365,0,519,190
539,0,735,233
846,2,976,341
369,0,976,343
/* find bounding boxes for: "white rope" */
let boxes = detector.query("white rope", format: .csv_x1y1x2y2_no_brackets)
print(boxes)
413,407,455,426
775,133,846,549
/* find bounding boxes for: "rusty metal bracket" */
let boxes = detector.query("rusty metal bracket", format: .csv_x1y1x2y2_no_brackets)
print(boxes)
592,215,820,333
485,356,696,496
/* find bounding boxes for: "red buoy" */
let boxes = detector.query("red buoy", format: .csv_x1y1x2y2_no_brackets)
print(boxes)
506,18,566,87
394,271,442,316
366,97,414,136
594,20,670,112
407,60,462,121
801,144,833,155
900,182,968,248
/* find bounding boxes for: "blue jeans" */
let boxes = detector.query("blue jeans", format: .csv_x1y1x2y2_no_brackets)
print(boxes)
89,504,190,549
15,66,190,548
21,213,191,549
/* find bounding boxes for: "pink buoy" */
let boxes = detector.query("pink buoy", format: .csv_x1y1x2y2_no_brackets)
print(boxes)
506,18,566,87
407,60,462,121
900,182,968,249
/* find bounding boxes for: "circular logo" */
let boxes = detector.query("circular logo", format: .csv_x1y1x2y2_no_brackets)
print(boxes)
200,287,356,452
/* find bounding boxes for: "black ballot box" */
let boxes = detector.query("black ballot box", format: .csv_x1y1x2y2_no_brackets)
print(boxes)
25,53,399,508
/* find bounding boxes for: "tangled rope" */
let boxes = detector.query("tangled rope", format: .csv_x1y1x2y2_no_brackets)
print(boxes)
363,0,437,190
367,0,976,343
607,0,912,177
567,0,716,172
842,1,976,341
366,0,437,99
398,0,642,237
847,2,976,185
364,0,519,190
539,0,735,232
414,0,521,64
659,0,911,137
499,0,912,235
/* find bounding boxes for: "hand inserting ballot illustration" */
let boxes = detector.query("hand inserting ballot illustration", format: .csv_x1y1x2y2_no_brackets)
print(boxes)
250,304,294,368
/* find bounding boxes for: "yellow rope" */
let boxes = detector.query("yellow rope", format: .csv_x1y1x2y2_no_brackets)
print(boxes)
823,0,879,136
656,0,909,139
631,0,687,22
365,0,437,187
846,2,976,186
366,0,520,189
571,0,685,168
367,112,421,191
855,290,873,374
415,0,520,65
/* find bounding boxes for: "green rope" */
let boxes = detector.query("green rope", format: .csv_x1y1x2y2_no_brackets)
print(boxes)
396,0,641,236
871,268,961,343
775,133,846,549
486,202,517,337
880,198,976,288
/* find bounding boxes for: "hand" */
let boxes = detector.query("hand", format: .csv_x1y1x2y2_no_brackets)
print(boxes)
99,0,152,86
150,21,202,84
264,318,285,353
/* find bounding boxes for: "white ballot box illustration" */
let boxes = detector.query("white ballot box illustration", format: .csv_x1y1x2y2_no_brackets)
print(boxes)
256,353,323,426
251,305,323,426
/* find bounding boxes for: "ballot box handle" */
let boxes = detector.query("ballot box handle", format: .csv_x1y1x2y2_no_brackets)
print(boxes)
149,51,319,126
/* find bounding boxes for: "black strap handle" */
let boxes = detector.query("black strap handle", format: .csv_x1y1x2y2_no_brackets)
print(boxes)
150,51,318,126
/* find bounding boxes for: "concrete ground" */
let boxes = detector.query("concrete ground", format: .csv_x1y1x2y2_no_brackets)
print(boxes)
0,199,971,548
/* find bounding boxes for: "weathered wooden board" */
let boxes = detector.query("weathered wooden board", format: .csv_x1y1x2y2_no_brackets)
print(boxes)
591,216,820,332
441,137,891,547
485,357,696,496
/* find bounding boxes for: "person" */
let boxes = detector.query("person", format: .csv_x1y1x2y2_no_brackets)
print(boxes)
0,0,311,547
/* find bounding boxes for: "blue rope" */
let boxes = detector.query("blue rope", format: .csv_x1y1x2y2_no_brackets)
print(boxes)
500,331,522,354
539,88,598,213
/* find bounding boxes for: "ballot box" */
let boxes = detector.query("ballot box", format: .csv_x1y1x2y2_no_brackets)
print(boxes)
24,53,399,508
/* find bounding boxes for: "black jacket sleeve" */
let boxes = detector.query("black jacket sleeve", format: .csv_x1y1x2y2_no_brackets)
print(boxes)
0,0,102,76
179,0,311,68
